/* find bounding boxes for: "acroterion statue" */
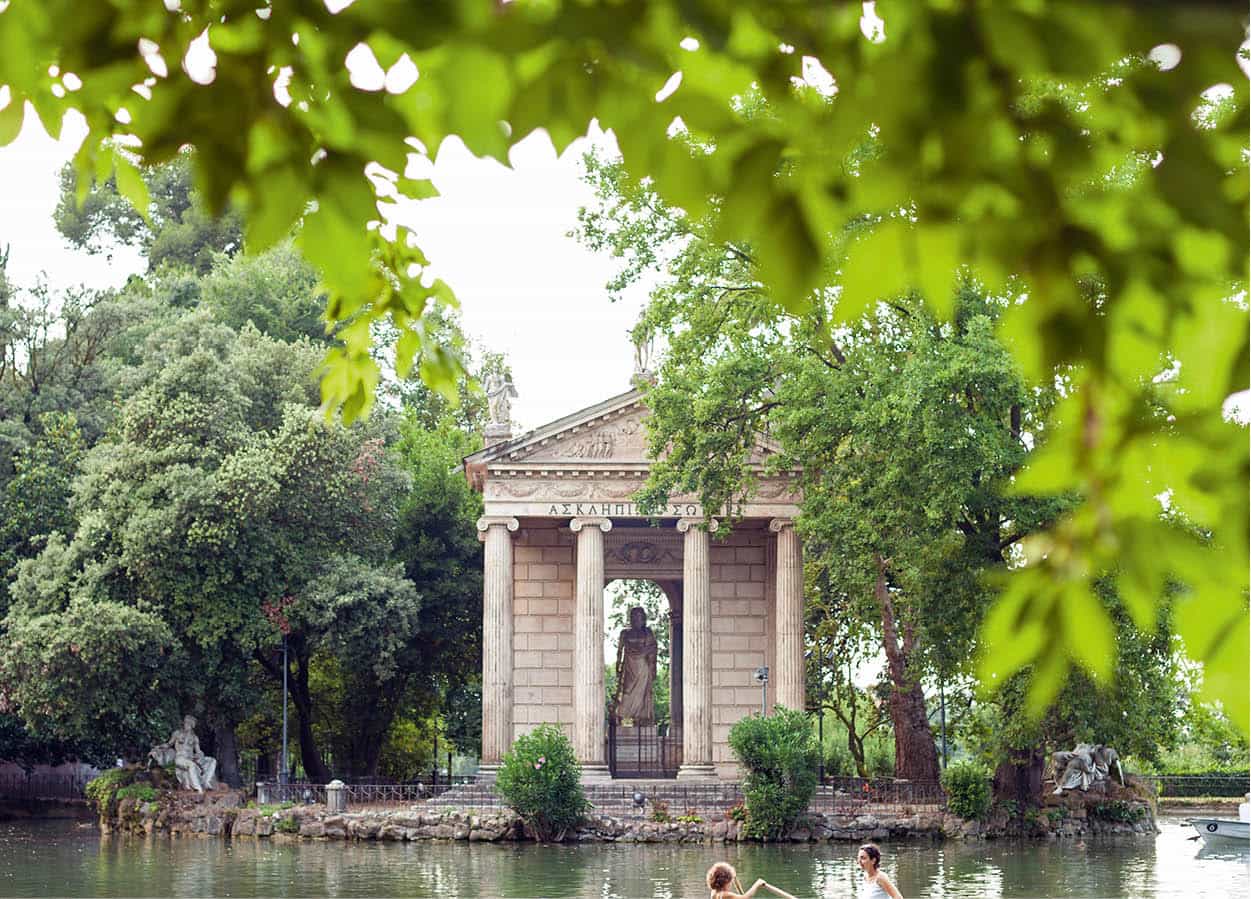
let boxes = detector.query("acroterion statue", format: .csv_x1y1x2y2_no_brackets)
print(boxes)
150,715,218,793
613,606,658,726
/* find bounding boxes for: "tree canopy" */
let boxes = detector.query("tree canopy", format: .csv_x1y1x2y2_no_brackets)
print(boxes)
0,0,1245,730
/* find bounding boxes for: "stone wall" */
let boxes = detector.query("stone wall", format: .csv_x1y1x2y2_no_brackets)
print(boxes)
710,524,771,777
511,519,576,741
101,794,1156,844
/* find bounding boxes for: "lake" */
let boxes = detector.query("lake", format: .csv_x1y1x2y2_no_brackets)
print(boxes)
0,816,1246,897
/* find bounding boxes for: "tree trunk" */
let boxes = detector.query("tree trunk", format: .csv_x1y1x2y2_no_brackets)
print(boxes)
874,555,941,783
289,646,332,783
213,722,243,788
993,746,1046,806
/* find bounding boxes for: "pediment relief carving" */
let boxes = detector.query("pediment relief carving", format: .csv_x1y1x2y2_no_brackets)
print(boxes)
510,410,649,463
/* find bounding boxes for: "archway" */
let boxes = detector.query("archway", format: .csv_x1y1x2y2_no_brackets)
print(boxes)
604,578,683,778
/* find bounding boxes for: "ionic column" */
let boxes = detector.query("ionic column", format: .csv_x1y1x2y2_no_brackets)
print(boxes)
477,515,519,780
770,518,805,711
571,516,612,781
677,517,717,780
669,607,684,737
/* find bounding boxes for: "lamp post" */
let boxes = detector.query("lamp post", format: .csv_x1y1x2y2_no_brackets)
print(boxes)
280,635,289,786
753,666,769,716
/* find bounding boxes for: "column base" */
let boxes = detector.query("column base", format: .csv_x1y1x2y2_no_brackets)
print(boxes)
475,764,500,784
580,764,613,783
676,763,718,781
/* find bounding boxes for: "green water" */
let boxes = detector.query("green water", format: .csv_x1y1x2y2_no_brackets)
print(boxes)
0,817,1246,897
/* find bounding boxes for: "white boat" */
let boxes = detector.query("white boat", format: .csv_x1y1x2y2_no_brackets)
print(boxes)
1191,808,1250,844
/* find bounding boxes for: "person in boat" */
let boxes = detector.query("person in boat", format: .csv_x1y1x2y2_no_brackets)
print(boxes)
856,844,904,899
706,862,796,899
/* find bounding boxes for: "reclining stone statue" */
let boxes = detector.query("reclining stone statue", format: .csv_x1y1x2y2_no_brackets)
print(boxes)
1051,743,1123,794
149,715,218,793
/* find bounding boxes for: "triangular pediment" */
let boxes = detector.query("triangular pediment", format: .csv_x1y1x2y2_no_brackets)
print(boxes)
465,388,781,471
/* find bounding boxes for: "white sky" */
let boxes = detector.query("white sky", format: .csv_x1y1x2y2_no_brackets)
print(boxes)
0,107,647,431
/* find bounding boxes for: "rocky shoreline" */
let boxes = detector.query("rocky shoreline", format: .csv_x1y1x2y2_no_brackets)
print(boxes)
101,789,1156,844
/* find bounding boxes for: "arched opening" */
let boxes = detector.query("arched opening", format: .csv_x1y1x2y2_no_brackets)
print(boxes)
603,577,683,777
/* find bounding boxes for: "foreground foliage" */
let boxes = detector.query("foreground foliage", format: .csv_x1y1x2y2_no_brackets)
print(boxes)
0,0,1245,733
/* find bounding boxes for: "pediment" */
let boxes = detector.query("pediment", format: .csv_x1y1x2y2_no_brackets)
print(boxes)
510,406,650,464
466,389,782,472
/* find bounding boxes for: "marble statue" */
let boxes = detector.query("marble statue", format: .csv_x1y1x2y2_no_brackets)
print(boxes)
632,336,655,378
485,372,517,426
613,606,658,726
1051,743,1123,794
150,715,218,793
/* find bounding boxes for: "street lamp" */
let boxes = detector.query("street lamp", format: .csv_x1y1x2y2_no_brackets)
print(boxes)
752,666,769,716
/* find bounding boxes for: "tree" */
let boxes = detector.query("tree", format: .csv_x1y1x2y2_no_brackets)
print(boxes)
0,411,84,596
2,0,1244,731
0,315,403,781
974,577,1185,805
580,150,1066,779
55,153,242,273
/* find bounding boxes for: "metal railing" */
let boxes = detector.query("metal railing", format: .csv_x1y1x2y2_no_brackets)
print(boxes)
819,775,946,808
606,720,682,778
0,772,93,801
256,780,462,807
1139,774,1250,798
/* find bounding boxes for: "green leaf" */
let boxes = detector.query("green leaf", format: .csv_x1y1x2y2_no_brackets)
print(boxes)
0,96,24,146
837,219,911,321
112,153,151,225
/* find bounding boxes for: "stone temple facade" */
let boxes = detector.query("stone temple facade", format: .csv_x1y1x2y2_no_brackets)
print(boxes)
463,386,803,781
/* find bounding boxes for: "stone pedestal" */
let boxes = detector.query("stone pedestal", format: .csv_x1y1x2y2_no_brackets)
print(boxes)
770,519,805,711
478,516,519,779
676,518,718,780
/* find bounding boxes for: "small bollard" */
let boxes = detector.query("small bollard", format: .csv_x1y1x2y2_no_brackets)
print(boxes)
326,779,347,813
257,781,271,805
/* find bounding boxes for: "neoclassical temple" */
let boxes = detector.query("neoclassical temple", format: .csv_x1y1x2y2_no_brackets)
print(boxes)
463,379,803,781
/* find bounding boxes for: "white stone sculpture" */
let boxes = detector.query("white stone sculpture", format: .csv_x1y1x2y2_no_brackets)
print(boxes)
1051,743,1123,794
150,715,218,793
485,372,517,427
613,606,658,725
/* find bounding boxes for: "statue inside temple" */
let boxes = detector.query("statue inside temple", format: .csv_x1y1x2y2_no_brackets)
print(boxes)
1051,743,1123,794
612,606,658,726
149,715,219,793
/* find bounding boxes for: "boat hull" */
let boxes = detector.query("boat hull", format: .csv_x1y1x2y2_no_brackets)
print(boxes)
1191,818,1250,843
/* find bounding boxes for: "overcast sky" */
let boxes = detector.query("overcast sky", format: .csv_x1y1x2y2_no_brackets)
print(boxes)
0,107,649,432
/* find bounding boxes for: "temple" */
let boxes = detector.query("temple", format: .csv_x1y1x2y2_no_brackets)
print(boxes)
463,382,803,781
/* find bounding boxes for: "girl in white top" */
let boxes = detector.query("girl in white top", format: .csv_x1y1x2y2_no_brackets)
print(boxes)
856,844,903,899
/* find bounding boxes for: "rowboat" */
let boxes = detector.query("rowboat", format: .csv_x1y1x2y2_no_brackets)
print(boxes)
1191,817,1250,844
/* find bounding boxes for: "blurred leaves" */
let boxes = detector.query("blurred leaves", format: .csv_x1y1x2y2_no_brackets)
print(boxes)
1,0,1245,728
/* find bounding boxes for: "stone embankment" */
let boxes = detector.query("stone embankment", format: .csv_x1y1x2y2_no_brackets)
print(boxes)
101,790,1155,843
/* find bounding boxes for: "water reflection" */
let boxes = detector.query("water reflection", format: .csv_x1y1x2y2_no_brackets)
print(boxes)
0,817,1245,898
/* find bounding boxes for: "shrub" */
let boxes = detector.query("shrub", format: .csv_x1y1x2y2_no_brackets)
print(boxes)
275,815,301,834
941,761,991,820
649,799,672,823
726,802,748,824
728,708,819,839
115,784,159,803
495,724,589,842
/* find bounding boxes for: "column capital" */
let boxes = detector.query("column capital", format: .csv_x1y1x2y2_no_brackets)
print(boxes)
768,517,796,533
477,516,519,542
676,517,718,533
570,516,612,533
